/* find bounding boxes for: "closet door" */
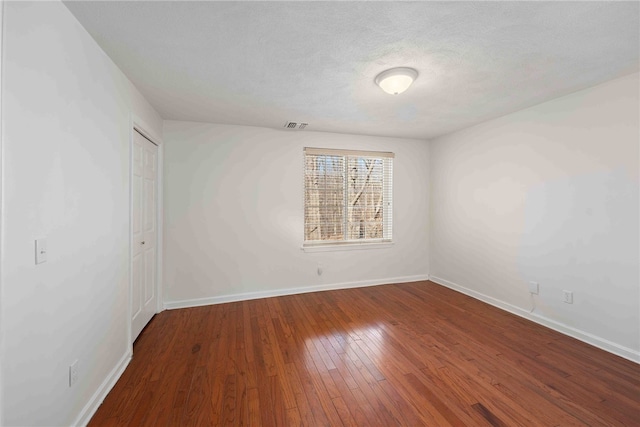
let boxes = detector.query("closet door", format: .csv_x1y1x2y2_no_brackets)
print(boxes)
131,129,158,342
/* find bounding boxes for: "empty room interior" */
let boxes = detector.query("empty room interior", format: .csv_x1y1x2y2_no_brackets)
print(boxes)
1,1,639,426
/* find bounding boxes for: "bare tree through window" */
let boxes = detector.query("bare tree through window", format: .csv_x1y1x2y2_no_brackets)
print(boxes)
304,148,393,245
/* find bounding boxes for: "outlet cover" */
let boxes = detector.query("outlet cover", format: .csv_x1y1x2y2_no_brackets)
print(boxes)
69,360,79,387
528,281,539,295
563,290,573,304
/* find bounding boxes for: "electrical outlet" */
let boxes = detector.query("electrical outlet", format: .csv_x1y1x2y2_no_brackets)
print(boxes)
563,290,573,304
69,360,79,387
528,281,539,295
317,262,323,276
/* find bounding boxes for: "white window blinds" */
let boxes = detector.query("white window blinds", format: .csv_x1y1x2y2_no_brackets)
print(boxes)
304,148,393,245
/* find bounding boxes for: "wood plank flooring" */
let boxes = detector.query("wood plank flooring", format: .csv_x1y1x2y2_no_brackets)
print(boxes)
89,281,640,426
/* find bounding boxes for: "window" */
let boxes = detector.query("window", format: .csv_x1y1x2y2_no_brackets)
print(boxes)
304,147,393,247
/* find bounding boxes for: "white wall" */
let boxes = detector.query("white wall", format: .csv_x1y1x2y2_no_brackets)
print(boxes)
1,2,162,426
163,121,430,306
0,1,4,424
429,73,640,361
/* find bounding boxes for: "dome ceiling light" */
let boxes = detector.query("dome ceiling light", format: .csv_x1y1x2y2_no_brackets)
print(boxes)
375,67,418,95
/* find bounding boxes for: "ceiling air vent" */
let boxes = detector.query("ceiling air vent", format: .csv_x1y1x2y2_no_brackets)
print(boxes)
284,121,308,130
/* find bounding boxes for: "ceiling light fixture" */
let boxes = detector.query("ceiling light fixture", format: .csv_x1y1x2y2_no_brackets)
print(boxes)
375,67,418,95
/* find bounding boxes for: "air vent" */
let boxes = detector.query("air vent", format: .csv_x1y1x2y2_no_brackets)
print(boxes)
284,121,309,130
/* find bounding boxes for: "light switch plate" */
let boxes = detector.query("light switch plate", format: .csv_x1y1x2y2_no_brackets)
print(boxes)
35,238,47,264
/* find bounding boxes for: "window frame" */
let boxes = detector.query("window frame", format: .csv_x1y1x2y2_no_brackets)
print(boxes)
302,147,394,251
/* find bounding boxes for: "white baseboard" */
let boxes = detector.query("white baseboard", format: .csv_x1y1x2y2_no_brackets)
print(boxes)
164,274,430,310
73,350,132,426
429,275,640,364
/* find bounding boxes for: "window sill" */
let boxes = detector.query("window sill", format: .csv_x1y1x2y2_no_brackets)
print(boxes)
301,242,394,253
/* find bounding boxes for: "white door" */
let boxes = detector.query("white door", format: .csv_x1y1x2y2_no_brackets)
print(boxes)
131,129,158,342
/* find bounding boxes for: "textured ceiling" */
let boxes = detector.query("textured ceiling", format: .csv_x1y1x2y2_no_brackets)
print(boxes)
64,1,639,140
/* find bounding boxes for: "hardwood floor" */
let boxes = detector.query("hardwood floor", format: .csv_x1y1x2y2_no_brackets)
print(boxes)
89,281,640,426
